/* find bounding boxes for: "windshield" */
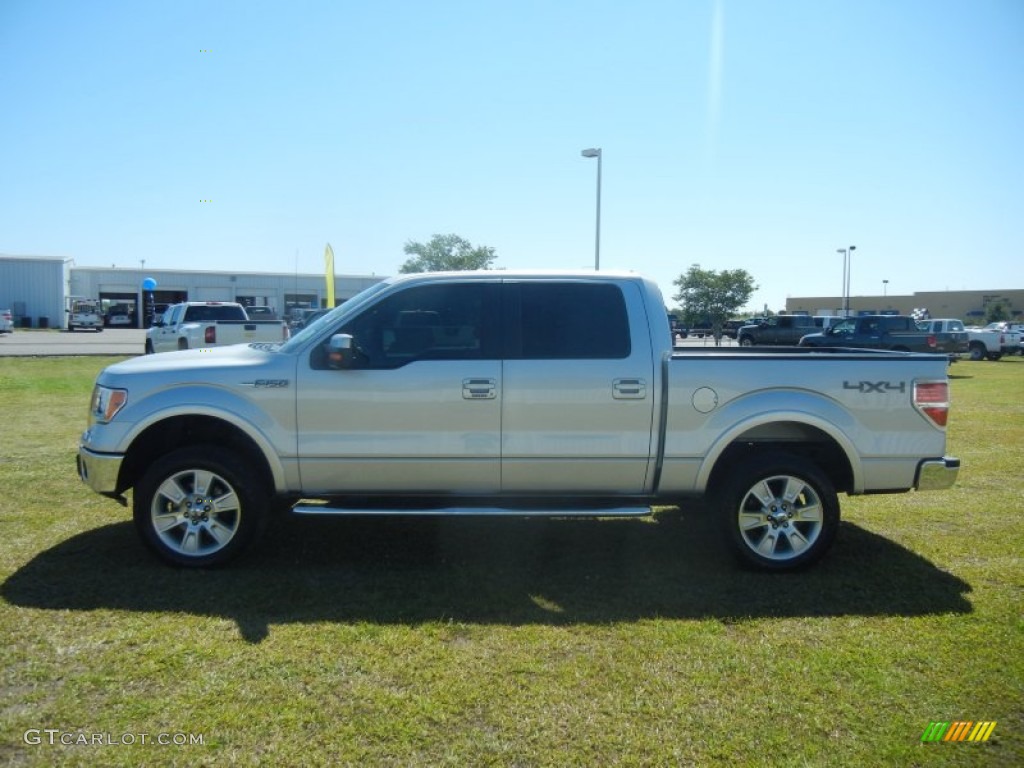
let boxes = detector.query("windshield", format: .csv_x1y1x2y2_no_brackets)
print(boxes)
278,280,393,353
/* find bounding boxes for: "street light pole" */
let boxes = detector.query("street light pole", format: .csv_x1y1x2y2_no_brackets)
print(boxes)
883,279,889,297
581,148,602,270
846,245,856,315
836,248,847,314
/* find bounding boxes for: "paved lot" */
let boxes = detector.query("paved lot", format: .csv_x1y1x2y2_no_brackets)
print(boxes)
0,329,146,357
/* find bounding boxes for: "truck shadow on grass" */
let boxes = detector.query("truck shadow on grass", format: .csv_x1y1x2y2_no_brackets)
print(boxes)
3,507,972,643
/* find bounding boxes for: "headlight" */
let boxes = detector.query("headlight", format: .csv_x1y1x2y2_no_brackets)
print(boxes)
90,385,128,423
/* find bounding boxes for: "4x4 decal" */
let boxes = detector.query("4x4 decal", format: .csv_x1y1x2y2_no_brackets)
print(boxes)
843,380,906,394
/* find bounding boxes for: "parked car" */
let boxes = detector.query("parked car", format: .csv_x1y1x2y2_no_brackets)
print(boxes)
799,315,938,353
105,304,134,327
964,324,1020,360
146,301,290,353
0,308,13,334
737,315,817,346
67,299,103,332
981,322,1022,355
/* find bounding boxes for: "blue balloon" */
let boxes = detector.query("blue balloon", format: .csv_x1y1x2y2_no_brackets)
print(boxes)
142,277,157,291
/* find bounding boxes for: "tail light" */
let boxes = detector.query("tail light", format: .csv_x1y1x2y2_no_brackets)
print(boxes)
926,335,937,349
914,380,949,428
282,325,290,340
205,326,216,344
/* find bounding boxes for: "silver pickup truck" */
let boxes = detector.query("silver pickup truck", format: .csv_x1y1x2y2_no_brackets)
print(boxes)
78,272,959,571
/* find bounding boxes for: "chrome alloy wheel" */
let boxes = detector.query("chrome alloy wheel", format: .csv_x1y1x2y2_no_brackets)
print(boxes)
735,474,824,562
150,468,242,558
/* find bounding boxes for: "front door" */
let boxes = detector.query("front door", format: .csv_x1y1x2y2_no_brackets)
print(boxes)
295,280,502,494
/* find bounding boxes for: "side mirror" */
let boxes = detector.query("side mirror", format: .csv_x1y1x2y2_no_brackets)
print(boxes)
328,333,356,369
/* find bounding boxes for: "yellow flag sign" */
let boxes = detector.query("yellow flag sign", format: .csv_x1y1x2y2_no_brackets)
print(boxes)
324,243,335,308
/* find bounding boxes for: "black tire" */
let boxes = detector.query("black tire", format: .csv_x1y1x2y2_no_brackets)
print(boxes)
739,336,754,347
987,352,1002,361
968,343,985,361
144,339,154,354
718,453,840,571
133,445,269,567
178,338,189,350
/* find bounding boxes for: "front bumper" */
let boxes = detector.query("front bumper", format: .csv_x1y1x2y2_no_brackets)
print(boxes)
77,446,124,496
915,456,960,491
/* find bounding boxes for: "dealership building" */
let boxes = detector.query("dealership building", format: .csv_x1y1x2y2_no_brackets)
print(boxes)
0,254,385,328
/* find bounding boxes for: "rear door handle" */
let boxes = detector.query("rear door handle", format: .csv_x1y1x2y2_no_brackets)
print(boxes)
463,378,497,400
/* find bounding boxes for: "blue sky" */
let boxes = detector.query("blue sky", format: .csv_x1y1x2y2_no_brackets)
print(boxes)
1,0,1021,312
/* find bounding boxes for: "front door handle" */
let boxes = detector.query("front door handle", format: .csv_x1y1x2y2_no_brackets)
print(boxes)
463,378,497,400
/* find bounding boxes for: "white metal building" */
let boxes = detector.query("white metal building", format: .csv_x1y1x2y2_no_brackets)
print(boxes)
0,254,70,328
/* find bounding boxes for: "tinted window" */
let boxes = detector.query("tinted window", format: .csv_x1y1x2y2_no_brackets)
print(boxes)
512,283,630,359
184,305,246,322
318,282,499,369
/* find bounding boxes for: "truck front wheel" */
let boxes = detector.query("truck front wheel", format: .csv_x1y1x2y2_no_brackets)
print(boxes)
133,446,269,567
968,343,985,361
719,454,839,571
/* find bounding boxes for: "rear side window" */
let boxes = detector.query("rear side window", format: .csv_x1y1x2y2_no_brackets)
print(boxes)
511,282,631,359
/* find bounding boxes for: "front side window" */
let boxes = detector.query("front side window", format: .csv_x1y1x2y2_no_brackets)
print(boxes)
313,282,499,369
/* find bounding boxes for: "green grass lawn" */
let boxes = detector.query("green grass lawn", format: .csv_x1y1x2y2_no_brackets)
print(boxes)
1,356,1021,766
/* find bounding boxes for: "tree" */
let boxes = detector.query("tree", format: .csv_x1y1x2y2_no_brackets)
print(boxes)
984,300,1009,324
673,264,757,344
399,234,497,273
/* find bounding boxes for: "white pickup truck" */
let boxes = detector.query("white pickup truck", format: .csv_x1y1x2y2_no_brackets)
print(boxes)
78,272,959,571
964,322,1022,361
145,301,289,354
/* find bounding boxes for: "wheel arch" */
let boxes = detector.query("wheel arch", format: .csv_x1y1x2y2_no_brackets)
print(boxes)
116,413,283,496
700,413,858,496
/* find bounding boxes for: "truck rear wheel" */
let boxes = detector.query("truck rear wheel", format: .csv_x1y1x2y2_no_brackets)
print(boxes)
739,336,754,347
133,445,269,567
719,454,839,571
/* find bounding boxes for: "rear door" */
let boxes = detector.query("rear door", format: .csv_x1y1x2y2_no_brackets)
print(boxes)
500,280,656,494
